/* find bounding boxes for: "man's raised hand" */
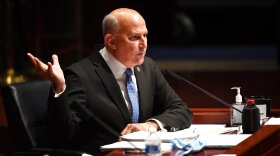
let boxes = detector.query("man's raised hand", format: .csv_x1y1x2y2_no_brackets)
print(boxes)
27,53,66,93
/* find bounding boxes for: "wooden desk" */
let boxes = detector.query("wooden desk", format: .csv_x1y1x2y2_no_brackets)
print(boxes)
105,148,227,156
106,125,280,156
225,125,280,156
1,107,279,155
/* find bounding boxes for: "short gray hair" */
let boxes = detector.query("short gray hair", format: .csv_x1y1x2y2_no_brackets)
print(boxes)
102,14,119,36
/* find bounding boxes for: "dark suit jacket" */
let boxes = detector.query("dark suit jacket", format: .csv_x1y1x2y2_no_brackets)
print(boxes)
48,48,192,154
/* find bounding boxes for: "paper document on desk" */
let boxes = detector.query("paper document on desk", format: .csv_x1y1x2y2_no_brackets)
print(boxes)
120,128,198,142
100,141,173,152
264,117,280,125
200,134,251,148
190,124,240,135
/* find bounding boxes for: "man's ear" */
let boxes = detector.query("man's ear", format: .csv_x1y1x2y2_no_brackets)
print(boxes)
105,34,117,49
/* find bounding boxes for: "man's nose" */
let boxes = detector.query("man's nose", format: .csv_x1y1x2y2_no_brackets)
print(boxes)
139,37,147,48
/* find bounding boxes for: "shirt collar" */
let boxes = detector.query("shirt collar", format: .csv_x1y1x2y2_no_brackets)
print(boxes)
99,47,132,80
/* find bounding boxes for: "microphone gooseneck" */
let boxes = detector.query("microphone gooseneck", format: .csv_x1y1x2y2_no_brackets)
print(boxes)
164,69,242,113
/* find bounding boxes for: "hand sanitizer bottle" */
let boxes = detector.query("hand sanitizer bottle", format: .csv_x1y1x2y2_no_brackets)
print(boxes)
230,87,244,126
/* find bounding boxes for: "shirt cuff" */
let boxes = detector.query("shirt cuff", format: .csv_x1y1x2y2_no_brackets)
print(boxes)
147,119,167,132
54,85,66,98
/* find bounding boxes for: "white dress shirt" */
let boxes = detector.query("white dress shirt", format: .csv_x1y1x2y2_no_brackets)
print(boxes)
100,48,165,130
99,47,138,113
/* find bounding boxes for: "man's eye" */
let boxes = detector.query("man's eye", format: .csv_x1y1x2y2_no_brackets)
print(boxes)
130,36,138,40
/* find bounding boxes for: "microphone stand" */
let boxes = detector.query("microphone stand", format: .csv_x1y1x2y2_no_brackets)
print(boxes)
164,69,242,113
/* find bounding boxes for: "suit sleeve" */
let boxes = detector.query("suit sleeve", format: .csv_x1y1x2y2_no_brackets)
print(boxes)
48,68,86,141
150,60,193,131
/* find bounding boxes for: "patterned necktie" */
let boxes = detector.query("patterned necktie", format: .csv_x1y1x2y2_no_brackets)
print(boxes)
124,68,139,123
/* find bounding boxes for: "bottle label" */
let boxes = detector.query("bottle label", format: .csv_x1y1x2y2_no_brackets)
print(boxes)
255,104,267,119
145,144,161,155
231,105,243,126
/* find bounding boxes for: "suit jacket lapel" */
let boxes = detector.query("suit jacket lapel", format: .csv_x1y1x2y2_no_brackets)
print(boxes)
90,52,131,123
134,65,149,122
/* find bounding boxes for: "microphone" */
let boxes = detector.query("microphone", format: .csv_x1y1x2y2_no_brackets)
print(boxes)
164,69,242,113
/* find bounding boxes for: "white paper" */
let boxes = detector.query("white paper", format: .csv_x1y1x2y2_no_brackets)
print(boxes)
100,141,172,152
101,124,249,152
199,134,251,148
264,117,280,125
82,154,93,156
120,128,199,142
190,124,242,135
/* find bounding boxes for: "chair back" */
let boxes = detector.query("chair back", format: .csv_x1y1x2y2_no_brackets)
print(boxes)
1,80,51,152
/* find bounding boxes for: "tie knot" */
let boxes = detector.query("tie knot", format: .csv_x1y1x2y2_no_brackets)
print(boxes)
125,68,133,77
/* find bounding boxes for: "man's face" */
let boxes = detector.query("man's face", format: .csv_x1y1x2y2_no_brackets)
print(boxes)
113,15,148,68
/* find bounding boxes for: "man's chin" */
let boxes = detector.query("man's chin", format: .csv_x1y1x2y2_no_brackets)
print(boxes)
136,58,144,65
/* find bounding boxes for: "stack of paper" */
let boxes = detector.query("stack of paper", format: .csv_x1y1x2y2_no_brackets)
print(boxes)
100,141,173,152
120,128,199,142
101,128,198,152
190,124,250,148
190,124,240,135
100,124,251,152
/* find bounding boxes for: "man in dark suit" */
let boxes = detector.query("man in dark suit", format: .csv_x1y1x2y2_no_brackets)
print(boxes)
27,8,192,154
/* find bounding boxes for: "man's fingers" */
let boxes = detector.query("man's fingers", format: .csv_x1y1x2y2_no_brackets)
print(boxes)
27,53,59,72
27,53,38,67
121,123,150,135
121,124,136,135
47,62,53,74
27,53,33,59
34,57,48,71
121,124,130,135
27,53,34,59
52,54,61,67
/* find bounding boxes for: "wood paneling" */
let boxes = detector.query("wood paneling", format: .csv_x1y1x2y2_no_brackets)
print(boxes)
166,71,280,110
192,108,230,125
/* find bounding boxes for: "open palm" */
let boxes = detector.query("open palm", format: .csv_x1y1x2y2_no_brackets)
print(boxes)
27,53,65,93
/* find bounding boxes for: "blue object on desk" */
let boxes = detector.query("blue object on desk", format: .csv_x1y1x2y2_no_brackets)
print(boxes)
170,138,206,155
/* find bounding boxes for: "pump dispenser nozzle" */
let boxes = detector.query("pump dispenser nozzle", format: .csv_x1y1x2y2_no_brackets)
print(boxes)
231,87,242,104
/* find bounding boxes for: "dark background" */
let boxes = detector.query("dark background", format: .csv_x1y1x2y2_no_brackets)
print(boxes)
0,0,278,68
0,1,279,155
0,0,279,108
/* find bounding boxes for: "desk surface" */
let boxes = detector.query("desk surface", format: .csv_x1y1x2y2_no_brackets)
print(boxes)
225,125,280,156
106,125,280,156
106,148,228,156
106,149,227,156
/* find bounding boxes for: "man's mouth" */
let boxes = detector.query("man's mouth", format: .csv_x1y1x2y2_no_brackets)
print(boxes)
137,52,145,56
